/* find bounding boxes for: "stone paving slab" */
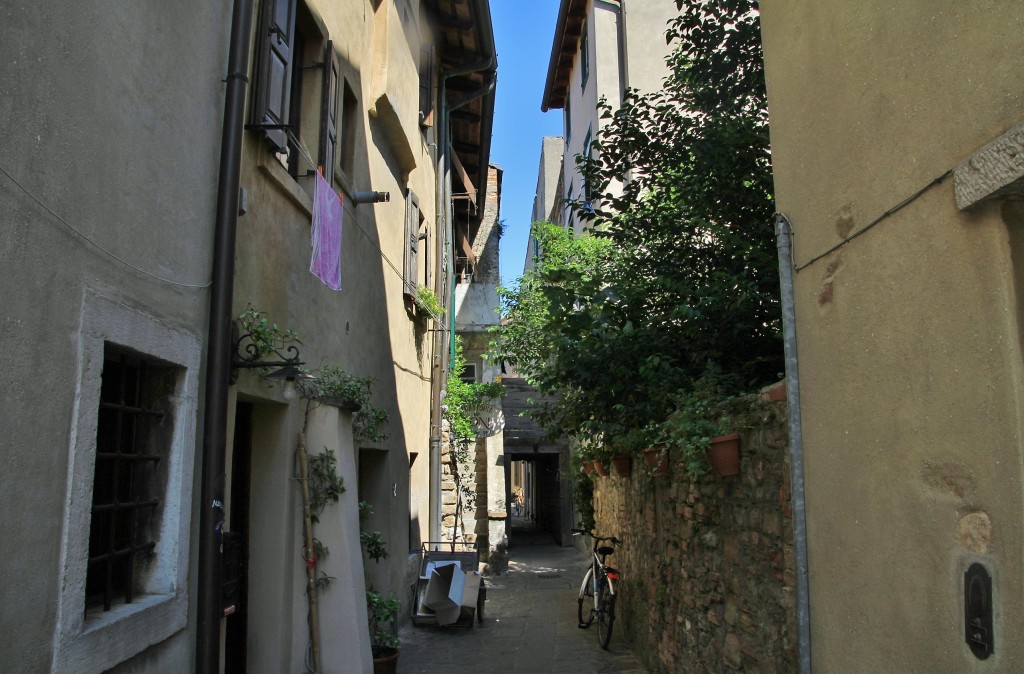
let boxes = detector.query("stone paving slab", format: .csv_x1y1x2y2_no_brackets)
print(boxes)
397,540,645,674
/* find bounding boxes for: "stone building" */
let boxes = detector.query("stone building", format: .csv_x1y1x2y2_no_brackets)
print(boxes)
0,3,228,671
0,0,496,672
760,2,1024,670
448,164,506,562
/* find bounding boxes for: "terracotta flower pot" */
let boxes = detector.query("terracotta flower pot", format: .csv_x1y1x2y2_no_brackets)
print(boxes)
707,433,741,477
592,459,609,477
373,648,399,674
582,460,594,476
610,455,632,478
642,447,669,477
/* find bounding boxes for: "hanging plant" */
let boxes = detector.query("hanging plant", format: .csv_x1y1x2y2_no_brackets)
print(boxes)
237,303,302,364
414,284,444,319
303,365,389,444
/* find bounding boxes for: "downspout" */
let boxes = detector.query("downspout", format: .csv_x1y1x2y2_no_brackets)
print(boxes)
428,70,448,543
775,212,812,674
197,1,253,671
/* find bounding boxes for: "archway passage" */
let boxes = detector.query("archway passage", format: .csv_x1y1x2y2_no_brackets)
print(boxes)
505,451,572,547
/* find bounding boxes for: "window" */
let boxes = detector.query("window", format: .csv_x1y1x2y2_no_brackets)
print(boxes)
582,127,594,205
86,347,179,613
564,96,571,142
340,79,358,178
251,0,340,182
403,189,425,298
460,363,477,383
580,21,589,91
54,291,201,673
419,44,436,128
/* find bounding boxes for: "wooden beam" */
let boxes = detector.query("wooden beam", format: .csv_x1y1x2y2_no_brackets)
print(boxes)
449,142,477,208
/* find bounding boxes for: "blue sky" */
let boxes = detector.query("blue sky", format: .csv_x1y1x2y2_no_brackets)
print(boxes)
490,2,564,288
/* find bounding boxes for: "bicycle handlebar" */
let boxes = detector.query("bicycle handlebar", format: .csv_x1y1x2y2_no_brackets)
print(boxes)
571,529,621,546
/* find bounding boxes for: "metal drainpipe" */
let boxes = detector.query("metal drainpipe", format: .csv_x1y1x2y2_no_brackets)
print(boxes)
776,212,812,674
428,72,448,543
196,0,253,671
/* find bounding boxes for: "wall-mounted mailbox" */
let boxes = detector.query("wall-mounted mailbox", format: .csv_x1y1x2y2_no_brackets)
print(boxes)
964,562,993,660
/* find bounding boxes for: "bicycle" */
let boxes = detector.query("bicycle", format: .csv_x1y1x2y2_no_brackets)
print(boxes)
573,529,622,649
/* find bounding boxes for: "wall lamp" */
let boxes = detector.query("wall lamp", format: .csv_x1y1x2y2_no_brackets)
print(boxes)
230,321,314,400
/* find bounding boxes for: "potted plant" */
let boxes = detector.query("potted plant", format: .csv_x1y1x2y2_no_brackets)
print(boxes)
660,376,737,479
573,443,601,479
413,284,444,320
367,589,401,673
608,429,645,478
642,444,670,477
304,366,390,444
588,442,615,477
610,454,632,478
707,432,741,477
360,502,400,672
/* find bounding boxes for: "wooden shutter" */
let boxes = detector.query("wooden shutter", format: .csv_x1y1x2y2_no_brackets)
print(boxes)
404,190,421,298
419,45,435,128
319,41,340,182
252,0,297,152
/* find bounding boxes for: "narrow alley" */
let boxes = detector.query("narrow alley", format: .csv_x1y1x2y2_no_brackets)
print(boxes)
398,523,644,674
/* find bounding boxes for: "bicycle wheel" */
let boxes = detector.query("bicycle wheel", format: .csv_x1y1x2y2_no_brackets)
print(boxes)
577,567,595,627
597,579,615,649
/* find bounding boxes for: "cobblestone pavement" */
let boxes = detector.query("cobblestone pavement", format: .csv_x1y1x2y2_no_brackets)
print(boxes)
397,528,645,674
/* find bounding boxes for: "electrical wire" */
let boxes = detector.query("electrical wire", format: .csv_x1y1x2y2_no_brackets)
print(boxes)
0,163,213,289
794,168,954,272
349,207,406,282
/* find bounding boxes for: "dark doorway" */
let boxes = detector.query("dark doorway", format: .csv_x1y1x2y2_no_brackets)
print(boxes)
506,452,569,547
224,402,252,673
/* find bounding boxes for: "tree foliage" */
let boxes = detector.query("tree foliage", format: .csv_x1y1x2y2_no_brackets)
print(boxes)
492,0,781,452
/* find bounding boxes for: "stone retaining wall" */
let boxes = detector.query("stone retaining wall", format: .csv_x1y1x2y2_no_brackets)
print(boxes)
591,382,797,672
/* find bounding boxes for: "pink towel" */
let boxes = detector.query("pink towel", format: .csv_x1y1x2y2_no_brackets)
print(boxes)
310,172,343,290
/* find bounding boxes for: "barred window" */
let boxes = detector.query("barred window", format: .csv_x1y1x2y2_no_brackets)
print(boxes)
86,346,178,614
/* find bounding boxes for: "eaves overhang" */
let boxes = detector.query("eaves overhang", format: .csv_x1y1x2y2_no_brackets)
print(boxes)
425,0,497,216
541,0,588,112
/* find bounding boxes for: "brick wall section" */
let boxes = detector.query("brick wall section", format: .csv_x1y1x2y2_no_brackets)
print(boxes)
473,165,502,284
592,382,797,672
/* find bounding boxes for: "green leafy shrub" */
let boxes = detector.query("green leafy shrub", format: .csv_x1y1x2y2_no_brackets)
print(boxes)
304,365,389,444
414,285,444,319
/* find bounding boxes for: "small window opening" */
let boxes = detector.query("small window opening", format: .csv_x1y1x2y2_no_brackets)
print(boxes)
86,346,177,614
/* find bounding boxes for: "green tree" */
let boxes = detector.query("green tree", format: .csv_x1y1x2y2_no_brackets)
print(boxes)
493,0,780,452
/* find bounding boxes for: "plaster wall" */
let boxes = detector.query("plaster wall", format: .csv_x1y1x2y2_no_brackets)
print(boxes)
0,1,227,670
760,2,1024,669
555,1,675,237
620,0,677,97
233,0,440,657
524,136,564,275
562,7,600,236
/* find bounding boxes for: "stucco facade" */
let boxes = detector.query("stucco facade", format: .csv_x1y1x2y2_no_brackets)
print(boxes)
541,0,677,235
760,2,1024,670
1,1,495,671
0,2,228,671
227,0,495,671
523,136,565,274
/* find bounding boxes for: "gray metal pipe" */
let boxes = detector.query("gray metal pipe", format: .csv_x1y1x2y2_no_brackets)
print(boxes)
775,212,812,674
197,1,253,670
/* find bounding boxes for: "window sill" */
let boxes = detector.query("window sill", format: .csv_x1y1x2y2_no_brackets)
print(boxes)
259,149,313,216
54,592,187,674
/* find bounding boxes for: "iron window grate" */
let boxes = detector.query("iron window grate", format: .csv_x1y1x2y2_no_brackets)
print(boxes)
85,349,167,614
